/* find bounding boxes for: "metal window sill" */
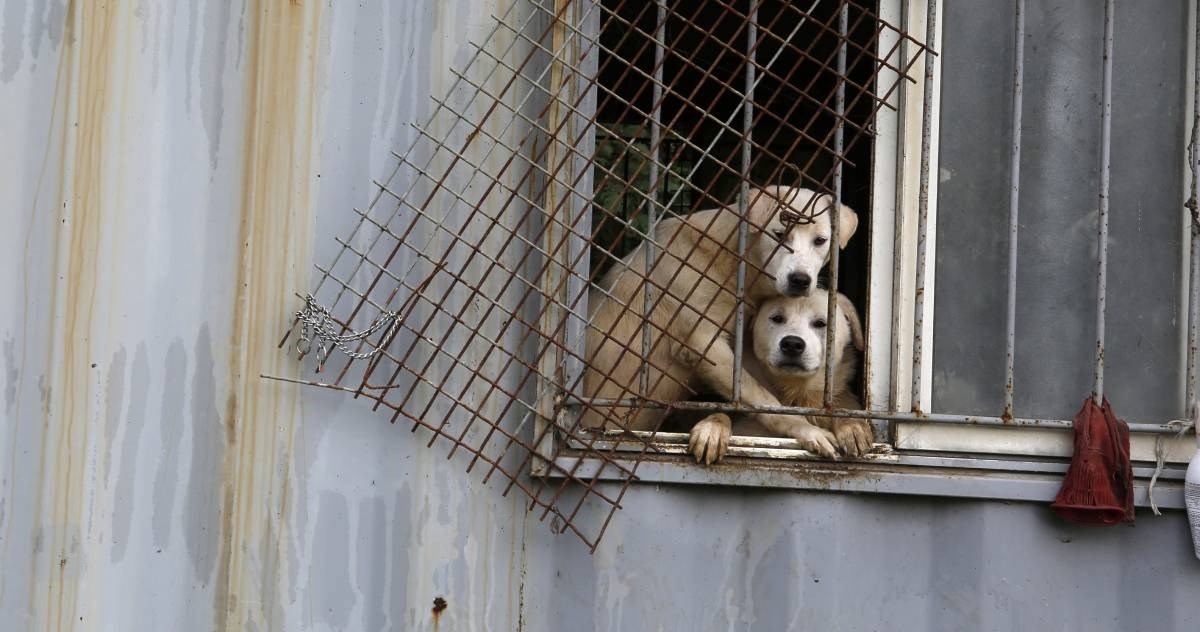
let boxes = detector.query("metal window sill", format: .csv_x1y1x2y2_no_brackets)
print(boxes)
544,441,1187,511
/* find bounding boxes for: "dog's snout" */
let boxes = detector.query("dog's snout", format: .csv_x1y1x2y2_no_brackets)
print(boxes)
779,335,806,356
786,272,812,295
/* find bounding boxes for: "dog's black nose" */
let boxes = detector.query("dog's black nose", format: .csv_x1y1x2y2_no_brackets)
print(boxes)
779,335,806,356
786,272,812,295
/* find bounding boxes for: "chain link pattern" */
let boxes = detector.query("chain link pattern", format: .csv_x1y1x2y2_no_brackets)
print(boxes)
295,294,400,365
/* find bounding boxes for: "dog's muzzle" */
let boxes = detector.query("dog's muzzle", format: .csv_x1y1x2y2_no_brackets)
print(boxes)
779,335,806,357
785,272,812,296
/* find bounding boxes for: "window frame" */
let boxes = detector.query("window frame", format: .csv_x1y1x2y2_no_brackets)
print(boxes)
532,0,1195,511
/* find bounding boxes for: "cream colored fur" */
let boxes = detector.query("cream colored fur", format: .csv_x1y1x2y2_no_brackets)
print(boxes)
688,289,873,464
580,186,858,459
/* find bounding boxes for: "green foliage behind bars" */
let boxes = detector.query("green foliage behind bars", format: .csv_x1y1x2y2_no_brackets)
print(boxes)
589,123,695,280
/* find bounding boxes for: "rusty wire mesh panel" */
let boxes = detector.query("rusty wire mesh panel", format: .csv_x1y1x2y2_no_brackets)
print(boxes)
275,0,931,550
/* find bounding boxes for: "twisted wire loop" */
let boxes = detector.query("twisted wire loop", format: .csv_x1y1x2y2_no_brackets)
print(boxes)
776,163,827,227
778,205,825,226
295,294,401,367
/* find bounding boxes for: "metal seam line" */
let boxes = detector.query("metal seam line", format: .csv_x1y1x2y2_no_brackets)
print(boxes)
1188,0,1200,408
1093,0,1114,405
1003,0,1025,420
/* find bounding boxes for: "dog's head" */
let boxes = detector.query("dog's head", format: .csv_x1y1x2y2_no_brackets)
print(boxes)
748,185,859,297
751,289,864,378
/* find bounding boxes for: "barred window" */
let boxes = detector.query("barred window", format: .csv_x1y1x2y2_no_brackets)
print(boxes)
278,0,1198,550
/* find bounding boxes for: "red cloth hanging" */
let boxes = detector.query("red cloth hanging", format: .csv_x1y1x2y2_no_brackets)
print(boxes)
1050,397,1134,525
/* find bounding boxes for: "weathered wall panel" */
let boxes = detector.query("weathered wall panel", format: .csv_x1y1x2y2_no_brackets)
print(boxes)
2,1,1199,631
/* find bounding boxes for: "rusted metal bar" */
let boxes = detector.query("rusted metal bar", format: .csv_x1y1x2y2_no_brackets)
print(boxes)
1003,0,1025,421
732,3,758,403
639,0,666,399
1093,0,1114,406
571,397,1183,434
824,1,848,408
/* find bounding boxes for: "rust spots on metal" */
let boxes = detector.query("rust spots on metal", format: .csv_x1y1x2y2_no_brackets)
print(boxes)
783,463,884,488
432,596,448,629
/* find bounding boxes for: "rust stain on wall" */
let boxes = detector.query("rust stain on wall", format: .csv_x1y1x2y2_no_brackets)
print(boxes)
32,1,125,629
432,596,448,631
215,1,322,630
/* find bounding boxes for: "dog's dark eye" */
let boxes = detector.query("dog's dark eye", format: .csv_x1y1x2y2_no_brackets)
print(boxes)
812,319,827,329
813,236,828,246
769,313,785,324
772,229,786,240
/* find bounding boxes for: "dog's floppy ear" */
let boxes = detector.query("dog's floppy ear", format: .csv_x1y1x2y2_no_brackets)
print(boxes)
833,200,859,249
836,292,865,351
746,184,784,227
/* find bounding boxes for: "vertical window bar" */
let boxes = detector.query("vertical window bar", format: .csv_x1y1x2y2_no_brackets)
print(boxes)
1187,2,1200,408
1093,0,1114,406
824,1,849,408
888,0,909,414
1003,0,1025,421
910,0,939,413
733,2,759,403
640,0,667,398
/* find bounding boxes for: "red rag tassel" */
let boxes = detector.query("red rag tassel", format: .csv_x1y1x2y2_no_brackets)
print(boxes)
1050,397,1134,525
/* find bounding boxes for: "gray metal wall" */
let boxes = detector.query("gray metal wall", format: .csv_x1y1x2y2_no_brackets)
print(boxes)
934,0,1189,423
1,1,1198,631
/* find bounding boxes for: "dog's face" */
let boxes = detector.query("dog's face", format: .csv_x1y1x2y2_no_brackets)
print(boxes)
751,289,863,377
748,186,859,297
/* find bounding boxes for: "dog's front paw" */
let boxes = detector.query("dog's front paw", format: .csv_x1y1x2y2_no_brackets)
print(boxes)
791,424,839,459
688,413,732,465
831,419,874,457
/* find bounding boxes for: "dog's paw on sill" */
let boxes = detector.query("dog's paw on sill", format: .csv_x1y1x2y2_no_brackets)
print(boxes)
571,428,898,462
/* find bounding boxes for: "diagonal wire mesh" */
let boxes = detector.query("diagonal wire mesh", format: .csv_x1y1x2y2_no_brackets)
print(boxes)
270,0,932,550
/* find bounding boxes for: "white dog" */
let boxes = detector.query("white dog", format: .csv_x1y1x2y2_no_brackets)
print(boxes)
581,186,858,458
688,288,873,464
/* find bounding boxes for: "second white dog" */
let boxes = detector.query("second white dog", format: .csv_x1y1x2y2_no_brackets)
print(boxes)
688,288,873,464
